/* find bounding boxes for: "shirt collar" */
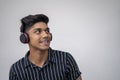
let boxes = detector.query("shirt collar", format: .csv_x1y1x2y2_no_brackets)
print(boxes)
24,47,56,68
48,47,56,63
24,51,31,68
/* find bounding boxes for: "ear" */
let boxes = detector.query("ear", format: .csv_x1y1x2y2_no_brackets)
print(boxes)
20,33,29,43
50,33,52,41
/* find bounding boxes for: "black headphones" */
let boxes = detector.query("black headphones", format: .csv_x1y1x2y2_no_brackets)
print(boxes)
20,25,52,44
20,25,29,43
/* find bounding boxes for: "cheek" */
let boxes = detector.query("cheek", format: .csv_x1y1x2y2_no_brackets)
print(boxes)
29,35,39,42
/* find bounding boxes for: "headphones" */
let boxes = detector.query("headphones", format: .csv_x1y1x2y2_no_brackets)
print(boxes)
20,25,52,44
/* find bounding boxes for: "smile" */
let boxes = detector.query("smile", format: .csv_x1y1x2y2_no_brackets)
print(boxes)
39,39,50,45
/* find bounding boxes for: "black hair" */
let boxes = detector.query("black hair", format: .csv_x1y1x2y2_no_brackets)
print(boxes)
20,14,49,33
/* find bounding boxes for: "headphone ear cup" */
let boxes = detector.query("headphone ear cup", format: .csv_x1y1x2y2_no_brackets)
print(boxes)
20,33,29,43
50,33,52,41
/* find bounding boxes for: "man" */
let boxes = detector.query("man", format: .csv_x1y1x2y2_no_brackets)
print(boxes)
9,14,82,80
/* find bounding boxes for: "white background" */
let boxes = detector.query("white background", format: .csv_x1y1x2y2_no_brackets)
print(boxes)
0,0,120,80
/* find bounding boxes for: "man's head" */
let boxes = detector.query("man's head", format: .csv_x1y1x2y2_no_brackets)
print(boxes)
20,14,49,33
20,14,52,50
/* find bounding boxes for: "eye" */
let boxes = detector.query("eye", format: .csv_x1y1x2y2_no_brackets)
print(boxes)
45,28,50,33
34,29,41,34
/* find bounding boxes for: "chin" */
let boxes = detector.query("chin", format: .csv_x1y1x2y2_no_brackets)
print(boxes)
39,47,50,51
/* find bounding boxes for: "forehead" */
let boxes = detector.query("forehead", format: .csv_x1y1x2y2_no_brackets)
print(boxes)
30,22,48,30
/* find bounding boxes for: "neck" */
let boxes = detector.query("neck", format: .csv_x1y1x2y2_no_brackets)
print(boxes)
28,48,49,67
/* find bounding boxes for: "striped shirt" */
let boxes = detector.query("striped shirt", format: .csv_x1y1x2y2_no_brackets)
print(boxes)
9,48,81,80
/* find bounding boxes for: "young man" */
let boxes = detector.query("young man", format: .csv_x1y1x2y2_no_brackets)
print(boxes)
9,14,82,80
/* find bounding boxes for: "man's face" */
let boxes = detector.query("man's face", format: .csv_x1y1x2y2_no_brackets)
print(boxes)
27,22,51,51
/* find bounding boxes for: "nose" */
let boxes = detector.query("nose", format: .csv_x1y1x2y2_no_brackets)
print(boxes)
41,31,49,38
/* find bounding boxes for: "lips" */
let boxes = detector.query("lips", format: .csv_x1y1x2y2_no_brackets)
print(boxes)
39,39,50,46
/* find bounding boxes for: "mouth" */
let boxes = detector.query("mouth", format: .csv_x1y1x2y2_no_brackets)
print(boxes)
39,39,50,46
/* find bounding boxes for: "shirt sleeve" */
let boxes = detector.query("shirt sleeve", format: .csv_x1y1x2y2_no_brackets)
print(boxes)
9,64,18,80
65,53,81,80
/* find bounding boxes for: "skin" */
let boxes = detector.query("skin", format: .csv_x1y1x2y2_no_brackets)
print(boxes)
27,22,51,67
26,22,82,80
77,76,82,80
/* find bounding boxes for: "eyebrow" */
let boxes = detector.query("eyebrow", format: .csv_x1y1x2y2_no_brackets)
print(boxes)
34,28,41,31
33,27,49,31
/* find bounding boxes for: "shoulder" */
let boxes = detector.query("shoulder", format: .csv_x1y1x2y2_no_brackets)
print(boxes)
52,49,74,57
10,57,25,71
51,48,75,61
51,48,71,57
10,51,30,70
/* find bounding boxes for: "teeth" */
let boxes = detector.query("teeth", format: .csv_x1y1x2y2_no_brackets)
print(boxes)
40,39,49,43
42,41,48,42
